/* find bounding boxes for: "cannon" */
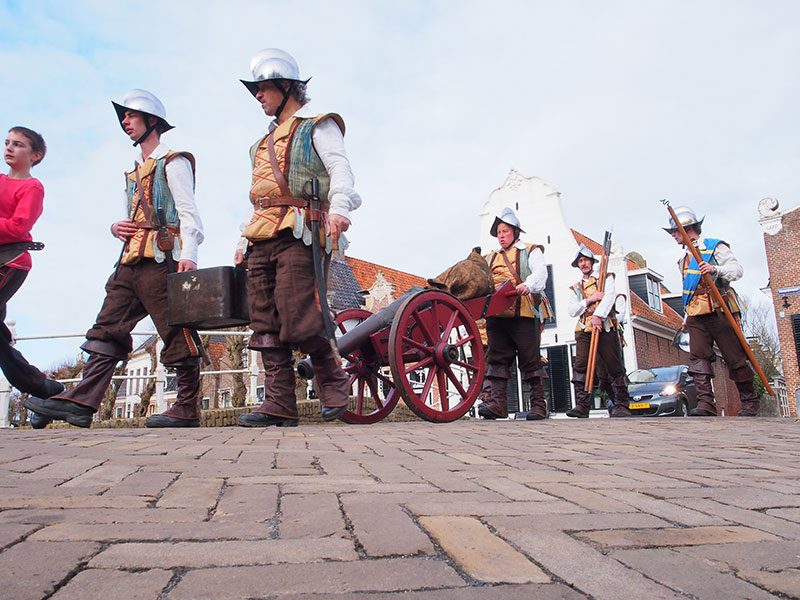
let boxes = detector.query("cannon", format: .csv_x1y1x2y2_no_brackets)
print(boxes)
298,281,518,424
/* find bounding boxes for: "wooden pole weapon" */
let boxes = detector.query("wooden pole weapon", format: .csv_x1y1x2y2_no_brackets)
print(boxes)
584,230,612,393
660,199,774,397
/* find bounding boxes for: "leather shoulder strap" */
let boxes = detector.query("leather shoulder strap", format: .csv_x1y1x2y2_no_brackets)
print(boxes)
500,250,522,285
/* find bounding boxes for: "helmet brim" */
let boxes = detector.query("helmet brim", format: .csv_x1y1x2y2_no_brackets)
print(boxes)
490,216,525,237
571,255,598,268
663,217,704,234
240,77,312,98
112,101,174,133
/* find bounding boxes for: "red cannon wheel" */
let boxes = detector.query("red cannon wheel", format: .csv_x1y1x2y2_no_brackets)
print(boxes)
388,290,485,422
335,308,400,424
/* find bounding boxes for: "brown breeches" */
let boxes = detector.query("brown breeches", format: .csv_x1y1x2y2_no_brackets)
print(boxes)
686,312,753,381
485,316,542,379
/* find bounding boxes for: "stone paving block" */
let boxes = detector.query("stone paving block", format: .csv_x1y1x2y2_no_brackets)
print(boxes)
406,499,587,517
597,489,731,527
446,452,502,465
580,525,778,549
167,557,466,598
281,492,347,539
705,486,800,510
678,539,800,571
532,483,633,513
89,538,357,568
414,471,487,492
671,497,800,538
51,568,173,600
358,460,422,483
486,512,671,533
0,507,203,525
211,483,278,522
0,523,38,549
470,476,560,501
60,463,139,488
276,450,317,470
0,493,149,509
490,525,683,599
157,476,224,509
612,547,776,599
737,568,800,598
0,541,99,600
30,522,272,542
103,470,178,497
767,507,800,522
420,516,549,583
342,494,434,557
25,458,106,481
278,582,586,599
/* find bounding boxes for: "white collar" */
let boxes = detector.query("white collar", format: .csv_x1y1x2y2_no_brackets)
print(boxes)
268,102,317,131
136,143,169,165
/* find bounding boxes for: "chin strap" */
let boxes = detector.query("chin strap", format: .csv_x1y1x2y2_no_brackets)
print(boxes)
273,81,296,120
133,116,160,147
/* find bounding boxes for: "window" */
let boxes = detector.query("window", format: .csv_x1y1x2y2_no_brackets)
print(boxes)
242,352,249,369
256,386,265,403
646,276,662,313
202,397,210,410
793,315,800,370
219,389,231,408
115,407,123,418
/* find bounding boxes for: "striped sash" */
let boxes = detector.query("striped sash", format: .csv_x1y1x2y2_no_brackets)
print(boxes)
682,238,720,308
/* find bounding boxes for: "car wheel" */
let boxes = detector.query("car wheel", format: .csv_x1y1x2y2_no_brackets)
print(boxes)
677,397,689,417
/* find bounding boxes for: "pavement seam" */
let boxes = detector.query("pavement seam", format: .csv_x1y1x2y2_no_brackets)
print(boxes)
337,492,367,559
205,477,229,522
39,541,109,600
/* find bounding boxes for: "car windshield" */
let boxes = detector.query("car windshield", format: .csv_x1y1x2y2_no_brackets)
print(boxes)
628,367,681,384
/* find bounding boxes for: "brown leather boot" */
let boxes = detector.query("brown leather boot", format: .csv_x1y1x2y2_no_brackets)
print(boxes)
689,373,717,416
609,375,631,418
524,375,548,420
478,376,509,419
146,363,201,427
735,380,760,417
239,347,299,426
299,336,349,421
566,371,592,418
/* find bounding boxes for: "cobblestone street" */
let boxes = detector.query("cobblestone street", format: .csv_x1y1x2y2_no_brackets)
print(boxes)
1,418,799,599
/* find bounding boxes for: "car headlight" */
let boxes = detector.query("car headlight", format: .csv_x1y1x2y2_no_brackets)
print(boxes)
659,385,677,396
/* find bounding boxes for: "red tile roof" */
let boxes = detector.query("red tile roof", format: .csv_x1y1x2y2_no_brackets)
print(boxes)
346,256,427,296
571,229,640,271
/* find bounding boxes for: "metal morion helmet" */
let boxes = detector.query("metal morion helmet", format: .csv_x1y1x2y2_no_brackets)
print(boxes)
571,244,598,268
663,205,704,233
112,89,174,147
240,48,311,98
490,207,526,237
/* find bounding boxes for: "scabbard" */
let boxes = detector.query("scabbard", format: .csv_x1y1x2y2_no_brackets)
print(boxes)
309,199,336,340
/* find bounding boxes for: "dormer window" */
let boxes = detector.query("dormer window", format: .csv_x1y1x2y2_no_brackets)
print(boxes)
646,276,662,313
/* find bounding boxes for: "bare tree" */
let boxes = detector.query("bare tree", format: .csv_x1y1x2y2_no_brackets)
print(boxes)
226,326,248,407
741,296,781,382
100,362,128,421
136,343,158,417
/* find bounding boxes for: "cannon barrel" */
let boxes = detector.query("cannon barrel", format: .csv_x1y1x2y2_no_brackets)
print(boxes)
297,286,425,379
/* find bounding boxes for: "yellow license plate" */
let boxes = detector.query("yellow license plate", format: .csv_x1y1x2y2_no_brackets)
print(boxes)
629,402,651,409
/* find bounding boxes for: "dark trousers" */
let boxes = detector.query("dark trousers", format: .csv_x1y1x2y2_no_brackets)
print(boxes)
573,330,626,379
686,312,752,380
485,316,541,379
53,260,200,411
0,267,53,397
83,260,200,364
247,231,327,345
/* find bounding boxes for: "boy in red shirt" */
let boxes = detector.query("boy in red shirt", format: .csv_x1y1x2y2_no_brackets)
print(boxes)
1,127,64,427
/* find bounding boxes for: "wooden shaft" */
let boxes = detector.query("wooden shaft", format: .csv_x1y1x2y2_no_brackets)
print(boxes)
584,253,609,392
666,204,775,397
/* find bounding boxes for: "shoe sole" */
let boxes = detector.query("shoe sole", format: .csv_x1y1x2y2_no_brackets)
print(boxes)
237,418,299,428
321,406,347,422
145,419,200,428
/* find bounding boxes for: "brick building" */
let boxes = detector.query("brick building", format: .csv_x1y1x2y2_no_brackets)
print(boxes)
759,197,800,417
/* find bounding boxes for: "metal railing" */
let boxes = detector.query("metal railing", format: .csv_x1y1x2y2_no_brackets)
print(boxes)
1,328,260,428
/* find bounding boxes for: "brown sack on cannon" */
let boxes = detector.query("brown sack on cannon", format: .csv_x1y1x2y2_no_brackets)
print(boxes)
427,247,494,301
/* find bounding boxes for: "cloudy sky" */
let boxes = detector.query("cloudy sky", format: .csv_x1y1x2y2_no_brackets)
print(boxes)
2,0,798,370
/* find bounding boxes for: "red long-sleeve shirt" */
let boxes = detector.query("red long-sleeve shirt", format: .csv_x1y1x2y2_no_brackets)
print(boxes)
0,174,44,271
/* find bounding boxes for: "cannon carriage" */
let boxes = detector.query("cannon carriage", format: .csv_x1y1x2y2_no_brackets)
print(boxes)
298,280,517,424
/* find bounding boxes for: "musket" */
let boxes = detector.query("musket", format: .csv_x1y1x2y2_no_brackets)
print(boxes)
660,199,774,397
585,230,612,392
304,177,337,340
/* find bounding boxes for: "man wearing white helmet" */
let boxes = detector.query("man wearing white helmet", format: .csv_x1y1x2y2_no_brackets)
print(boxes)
479,207,550,420
665,206,757,416
26,89,205,428
567,245,631,418
235,49,361,427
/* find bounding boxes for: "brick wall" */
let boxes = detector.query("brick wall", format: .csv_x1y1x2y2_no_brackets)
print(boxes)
633,329,737,415
763,206,800,417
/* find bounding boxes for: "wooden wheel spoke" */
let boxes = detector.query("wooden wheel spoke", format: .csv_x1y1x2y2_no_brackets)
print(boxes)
452,333,477,348
366,377,385,408
375,371,395,389
443,365,468,399
432,369,448,411
401,335,434,354
403,356,435,375
418,366,437,401
451,359,478,373
356,379,365,414
439,309,459,342
411,308,437,345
